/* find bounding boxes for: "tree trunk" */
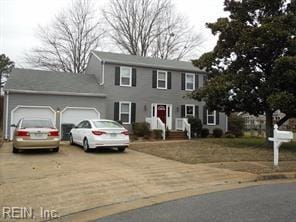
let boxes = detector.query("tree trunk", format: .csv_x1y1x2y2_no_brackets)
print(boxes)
265,110,273,144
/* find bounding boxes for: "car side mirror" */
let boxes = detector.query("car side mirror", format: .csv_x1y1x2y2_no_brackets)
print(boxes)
74,126,78,129
10,124,17,128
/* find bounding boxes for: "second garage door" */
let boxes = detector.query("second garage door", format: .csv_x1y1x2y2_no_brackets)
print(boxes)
60,107,100,126
60,107,100,140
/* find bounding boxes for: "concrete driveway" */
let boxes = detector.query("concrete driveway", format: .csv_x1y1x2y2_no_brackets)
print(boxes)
0,142,256,221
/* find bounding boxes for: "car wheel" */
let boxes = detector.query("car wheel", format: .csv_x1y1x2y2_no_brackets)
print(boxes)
12,146,18,154
69,134,74,145
83,138,90,152
53,147,59,152
117,147,126,152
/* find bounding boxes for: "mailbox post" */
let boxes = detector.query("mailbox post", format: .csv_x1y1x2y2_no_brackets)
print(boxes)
268,124,293,166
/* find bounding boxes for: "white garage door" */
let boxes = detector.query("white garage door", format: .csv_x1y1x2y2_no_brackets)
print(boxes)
60,107,100,126
10,106,56,140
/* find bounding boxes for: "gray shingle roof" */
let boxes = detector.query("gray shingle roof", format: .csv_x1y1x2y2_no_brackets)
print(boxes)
4,68,104,95
93,51,205,73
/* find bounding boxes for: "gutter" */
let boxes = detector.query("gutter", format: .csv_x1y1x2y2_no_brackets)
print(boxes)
5,89,107,97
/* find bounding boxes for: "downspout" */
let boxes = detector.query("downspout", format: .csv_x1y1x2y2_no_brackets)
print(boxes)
100,61,105,85
5,90,9,140
225,115,228,132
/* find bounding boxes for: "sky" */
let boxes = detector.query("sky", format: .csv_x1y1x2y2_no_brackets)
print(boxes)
0,0,228,67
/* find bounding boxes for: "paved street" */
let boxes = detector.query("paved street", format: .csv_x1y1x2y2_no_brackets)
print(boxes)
0,142,256,221
96,182,296,222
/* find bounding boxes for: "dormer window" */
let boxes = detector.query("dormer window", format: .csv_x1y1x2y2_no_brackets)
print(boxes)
120,67,132,87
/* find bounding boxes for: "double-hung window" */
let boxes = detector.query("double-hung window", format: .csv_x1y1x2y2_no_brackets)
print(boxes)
119,102,131,124
185,104,195,117
185,73,195,91
120,67,132,87
157,71,167,89
207,110,216,125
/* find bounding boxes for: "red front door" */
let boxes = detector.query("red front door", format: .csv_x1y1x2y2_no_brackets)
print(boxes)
157,105,166,124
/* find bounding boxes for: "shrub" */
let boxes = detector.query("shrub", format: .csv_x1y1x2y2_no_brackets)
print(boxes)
132,122,151,137
187,116,202,138
224,132,236,138
153,129,163,140
201,128,209,138
165,127,170,138
228,115,244,137
213,128,223,138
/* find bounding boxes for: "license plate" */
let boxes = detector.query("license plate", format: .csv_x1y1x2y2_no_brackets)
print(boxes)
110,133,117,137
31,133,47,140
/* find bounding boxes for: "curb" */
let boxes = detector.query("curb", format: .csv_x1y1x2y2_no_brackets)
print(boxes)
257,172,296,181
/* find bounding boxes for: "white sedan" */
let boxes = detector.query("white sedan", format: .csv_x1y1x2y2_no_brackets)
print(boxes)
69,119,129,152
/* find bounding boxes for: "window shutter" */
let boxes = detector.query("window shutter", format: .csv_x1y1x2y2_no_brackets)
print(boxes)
195,105,199,119
167,72,172,89
131,103,136,123
114,102,119,121
152,70,157,88
181,73,185,90
195,74,199,90
203,106,207,124
181,105,185,118
132,68,137,87
216,111,220,125
115,67,120,85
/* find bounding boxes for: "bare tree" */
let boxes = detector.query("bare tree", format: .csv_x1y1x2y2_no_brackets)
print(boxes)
103,0,203,60
26,0,104,73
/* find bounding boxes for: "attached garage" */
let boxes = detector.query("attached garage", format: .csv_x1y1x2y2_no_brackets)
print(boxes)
3,69,107,140
10,105,56,140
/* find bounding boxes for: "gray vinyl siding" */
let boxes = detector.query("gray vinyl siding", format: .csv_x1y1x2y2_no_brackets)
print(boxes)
4,93,106,139
85,54,102,83
99,63,227,131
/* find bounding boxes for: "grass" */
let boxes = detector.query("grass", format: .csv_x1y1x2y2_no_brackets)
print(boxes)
206,137,296,150
130,137,296,164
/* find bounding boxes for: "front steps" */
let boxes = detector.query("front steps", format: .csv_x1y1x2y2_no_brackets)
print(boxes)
166,130,188,140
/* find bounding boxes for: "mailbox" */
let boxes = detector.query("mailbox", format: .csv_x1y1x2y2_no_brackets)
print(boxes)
269,124,294,166
275,130,293,141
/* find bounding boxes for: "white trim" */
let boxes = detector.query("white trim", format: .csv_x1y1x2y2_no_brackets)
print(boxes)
207,110,216,125
157,70,167,90
185,73,195,91
5,92,9,140
91,51,102,62
120,66,132,87
90,52,105,85
119,101,131,124
5,89,106,97
60,107,100,138
151,103,172,130
185,104,195,117
10,105,56,140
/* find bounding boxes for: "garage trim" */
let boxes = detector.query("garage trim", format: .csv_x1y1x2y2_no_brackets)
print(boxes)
10,105,56,140
60,107,101,138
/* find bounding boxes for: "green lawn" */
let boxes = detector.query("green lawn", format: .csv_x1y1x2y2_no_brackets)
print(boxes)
205,137,296,150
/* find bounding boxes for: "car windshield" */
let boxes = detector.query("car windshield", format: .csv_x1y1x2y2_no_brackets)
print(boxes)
21,119,54,128
93,121,123,128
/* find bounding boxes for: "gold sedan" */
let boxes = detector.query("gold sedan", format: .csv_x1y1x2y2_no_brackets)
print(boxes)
12,118,60,153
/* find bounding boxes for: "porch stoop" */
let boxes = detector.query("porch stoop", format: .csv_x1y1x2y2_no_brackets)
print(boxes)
167,130,188,140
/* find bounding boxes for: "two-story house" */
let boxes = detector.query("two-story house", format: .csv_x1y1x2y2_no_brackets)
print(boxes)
3,51,228,140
